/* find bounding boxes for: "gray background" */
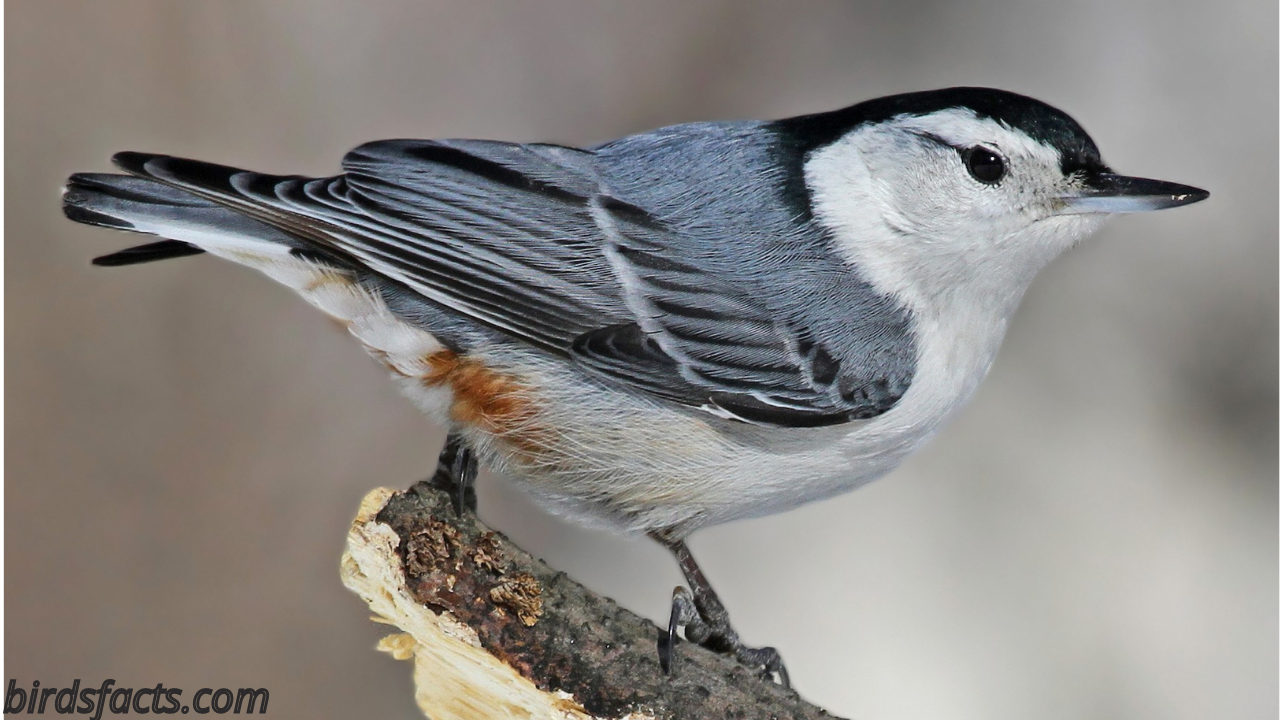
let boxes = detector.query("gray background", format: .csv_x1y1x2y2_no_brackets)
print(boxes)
8,1,1276,718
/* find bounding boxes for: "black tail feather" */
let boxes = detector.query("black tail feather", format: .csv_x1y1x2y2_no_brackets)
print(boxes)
92,240,205,267
63,167,288,267
63,202,137,231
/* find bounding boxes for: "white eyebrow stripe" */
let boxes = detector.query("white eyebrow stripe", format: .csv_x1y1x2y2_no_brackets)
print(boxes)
891,108,1062,165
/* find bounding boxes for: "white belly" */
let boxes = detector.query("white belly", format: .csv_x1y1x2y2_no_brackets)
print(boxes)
397,299,1012,538
210,245,1011,538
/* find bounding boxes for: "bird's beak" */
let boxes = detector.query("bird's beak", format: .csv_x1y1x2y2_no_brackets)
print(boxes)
1058,174,1209,214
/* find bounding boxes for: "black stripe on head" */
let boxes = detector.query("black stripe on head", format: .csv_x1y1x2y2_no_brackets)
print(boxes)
776,87,1103,172
770,87,1108,221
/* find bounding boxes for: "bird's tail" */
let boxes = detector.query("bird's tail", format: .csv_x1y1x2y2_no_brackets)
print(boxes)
61,154,454,369
62,156,304,266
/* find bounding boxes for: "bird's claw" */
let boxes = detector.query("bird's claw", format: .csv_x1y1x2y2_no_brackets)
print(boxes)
659,584,790,687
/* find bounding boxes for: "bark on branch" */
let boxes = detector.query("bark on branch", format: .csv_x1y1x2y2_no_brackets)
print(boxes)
340,481,843,720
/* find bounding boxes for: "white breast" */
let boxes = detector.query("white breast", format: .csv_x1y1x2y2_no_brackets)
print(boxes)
437,290,1012,538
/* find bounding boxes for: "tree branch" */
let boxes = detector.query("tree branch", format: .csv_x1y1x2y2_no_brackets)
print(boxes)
341,482,843,720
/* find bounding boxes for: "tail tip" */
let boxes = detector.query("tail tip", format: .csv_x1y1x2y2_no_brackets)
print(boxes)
111,151,158,174
62,200,137,231
91,240,205,267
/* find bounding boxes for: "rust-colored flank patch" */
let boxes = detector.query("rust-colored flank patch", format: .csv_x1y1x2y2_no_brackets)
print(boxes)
421,350,540,444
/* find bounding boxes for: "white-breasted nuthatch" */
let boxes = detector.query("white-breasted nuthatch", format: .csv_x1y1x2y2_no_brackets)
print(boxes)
62,87,1208,685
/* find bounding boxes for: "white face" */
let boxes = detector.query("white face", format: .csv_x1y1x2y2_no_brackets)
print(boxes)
805,108,1108,314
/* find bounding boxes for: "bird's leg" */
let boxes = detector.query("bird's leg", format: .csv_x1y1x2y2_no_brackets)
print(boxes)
426,432,477,516
649,532,790,687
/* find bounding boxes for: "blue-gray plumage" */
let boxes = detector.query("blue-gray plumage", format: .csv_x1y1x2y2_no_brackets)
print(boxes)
591,122,917,425
89,125,921,427
62,87,1208,686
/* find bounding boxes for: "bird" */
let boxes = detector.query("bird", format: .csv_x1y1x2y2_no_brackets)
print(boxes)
62,87,1207,686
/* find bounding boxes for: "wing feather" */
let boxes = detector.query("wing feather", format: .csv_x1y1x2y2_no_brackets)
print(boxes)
108,139,906,427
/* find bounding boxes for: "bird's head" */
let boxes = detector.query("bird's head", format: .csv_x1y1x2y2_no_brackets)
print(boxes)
778,87,1208,311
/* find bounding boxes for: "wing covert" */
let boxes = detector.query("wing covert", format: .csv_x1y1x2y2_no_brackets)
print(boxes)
570,199,909,426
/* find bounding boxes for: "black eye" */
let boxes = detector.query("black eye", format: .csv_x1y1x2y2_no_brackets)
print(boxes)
962,146,1006,184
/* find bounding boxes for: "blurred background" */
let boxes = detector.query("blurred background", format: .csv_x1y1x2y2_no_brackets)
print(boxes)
7,1,1275,718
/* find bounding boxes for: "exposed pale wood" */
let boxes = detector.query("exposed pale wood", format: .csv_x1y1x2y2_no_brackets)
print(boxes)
341,482,842,720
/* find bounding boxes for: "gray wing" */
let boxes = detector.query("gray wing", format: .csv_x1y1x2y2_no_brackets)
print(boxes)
109,139,903,427
572,200,904,426
338,139,629,350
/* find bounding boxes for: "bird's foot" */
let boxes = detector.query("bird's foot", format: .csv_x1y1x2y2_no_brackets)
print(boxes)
426,433,477,517
659,584,790,686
